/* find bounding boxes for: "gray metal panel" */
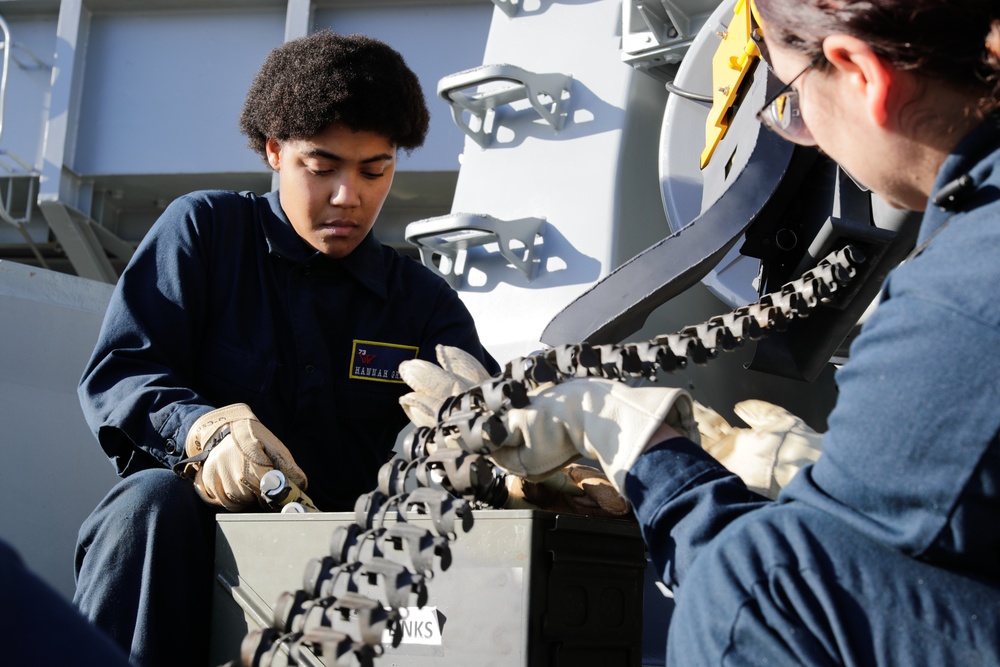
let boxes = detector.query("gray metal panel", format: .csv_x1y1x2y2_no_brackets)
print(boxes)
0,260,118,600
433,0,664,362
3,1,496,278
0,13,55,171
74,7,283,176
0,10,52,248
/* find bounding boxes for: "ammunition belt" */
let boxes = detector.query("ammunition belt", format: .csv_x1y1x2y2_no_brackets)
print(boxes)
234,244,863,666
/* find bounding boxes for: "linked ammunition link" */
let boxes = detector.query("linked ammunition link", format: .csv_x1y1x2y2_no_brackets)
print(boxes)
233,244,863,667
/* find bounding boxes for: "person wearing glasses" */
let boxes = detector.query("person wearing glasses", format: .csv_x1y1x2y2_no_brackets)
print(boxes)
402,0,1000,664
72,31,498,667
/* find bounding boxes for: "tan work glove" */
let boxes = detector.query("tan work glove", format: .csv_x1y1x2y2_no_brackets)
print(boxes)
694,399,823,499
491,378,698,494
399,345,493,429
505,463,632,519
181,403,307,511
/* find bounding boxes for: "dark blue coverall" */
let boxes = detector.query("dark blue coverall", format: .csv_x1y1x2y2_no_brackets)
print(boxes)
629,116,1000,665
73,190,497,666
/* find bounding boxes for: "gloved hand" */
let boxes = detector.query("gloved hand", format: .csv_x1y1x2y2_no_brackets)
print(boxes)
399,345,493,429
181,403,307,511
399,345,696,496
490,378,698,493
504,463,632,518
694,399,823,499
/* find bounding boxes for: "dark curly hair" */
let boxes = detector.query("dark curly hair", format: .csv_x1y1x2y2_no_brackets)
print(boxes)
754,0,1000,113
239,30,430,163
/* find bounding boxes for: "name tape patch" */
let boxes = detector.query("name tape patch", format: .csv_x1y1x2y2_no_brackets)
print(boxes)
349,339,418,384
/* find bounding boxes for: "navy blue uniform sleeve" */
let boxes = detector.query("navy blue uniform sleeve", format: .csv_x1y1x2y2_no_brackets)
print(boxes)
785,290,1000,574
627,436,769,591
630,203,1000,590
78,195,220,476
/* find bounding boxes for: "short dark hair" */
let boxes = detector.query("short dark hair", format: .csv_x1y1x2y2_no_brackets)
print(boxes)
239,30,430,162
755,0,1000,112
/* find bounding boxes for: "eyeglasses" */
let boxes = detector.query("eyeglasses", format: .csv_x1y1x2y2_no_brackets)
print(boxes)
756,60,818,146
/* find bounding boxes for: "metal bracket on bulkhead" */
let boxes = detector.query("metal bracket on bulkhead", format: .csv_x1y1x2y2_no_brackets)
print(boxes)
490,0,519,17
404,212,544,287
437,64,572,148
621,0,721,80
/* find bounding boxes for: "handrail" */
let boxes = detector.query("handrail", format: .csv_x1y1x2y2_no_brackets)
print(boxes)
0,14,11,145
